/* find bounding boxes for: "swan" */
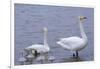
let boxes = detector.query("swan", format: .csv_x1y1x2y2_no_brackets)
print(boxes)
57,16,88,58
24,27,50,58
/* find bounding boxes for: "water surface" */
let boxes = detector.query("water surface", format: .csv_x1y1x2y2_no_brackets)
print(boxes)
14,4,94,65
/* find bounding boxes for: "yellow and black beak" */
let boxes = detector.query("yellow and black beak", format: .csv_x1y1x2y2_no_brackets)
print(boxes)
83,17,87,19
79,16,87,20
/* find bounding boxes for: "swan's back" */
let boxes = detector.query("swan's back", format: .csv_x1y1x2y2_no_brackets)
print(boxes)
57,37,86,51
25,44,50,53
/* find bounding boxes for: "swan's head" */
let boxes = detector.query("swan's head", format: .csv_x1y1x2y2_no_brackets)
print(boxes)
79,16,87,21
43,27,48,32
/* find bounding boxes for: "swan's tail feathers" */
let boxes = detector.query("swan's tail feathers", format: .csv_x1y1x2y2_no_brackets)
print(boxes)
57,41,63,46
57,41,64,48
57,41,71,50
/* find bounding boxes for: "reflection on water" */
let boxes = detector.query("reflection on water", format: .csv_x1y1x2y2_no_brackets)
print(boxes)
62,57,84,62
18,55,85,65
18,52,55,65
18,51,86,65
15,4,94,65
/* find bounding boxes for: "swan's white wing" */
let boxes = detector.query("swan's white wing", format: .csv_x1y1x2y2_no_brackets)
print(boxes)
57,37,84,51
25,44,43,50
25,44,49,53
33,44,50,53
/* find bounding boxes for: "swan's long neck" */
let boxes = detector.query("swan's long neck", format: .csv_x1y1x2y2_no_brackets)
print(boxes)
44,31,48,46
79,20,87,41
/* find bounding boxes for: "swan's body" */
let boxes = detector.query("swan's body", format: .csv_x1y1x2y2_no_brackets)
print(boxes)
25,44,49,53
57,16,88,58
57,36,87,51
24,27,50,56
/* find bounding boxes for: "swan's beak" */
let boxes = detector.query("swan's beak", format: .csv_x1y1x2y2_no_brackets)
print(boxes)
79,16,87,21
83,17,87,19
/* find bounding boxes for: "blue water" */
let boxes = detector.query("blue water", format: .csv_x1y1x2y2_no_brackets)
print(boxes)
14,4,94,65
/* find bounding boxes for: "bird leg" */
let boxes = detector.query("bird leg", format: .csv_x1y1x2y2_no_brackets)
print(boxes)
73,53,75,57
72,51,79,58
76,51,79,58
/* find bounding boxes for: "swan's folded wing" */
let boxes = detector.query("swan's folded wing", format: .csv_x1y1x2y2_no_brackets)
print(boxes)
25,44,49,53
58,37,84,50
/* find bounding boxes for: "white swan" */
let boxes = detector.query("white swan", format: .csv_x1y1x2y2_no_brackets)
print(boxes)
57,16,88,58
24,27,50,57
